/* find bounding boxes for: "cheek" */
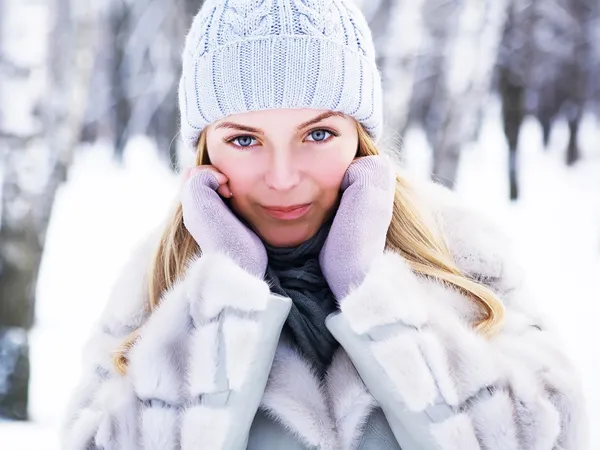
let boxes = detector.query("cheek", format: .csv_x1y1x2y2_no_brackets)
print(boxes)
208,148,262,198
212,159,257,220
305,148,355,194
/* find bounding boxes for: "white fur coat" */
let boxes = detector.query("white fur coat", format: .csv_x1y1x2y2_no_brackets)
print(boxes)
62,182,588,450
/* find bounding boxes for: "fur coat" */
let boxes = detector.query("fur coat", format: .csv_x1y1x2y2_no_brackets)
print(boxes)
61,181,588,450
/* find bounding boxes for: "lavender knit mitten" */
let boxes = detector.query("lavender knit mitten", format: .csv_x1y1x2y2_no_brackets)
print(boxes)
181,170,268,278
319,156,396,300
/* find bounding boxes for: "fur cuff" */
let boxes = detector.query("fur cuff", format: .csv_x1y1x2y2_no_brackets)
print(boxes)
185,252,272,321
339,251,430,334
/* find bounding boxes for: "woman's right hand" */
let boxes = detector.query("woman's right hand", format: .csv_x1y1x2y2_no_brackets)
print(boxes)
181,166,267,278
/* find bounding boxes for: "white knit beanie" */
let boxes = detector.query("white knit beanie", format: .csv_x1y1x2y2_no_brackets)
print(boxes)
178,0,383,151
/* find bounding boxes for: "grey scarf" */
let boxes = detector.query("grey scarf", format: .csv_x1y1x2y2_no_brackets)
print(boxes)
264,221,339,377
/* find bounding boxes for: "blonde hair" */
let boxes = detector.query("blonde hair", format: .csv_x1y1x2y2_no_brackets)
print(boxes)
113,124,505,375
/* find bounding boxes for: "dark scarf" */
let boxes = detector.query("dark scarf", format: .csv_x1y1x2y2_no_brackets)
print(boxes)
264,221,339,377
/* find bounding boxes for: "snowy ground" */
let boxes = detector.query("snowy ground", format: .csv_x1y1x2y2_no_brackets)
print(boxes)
1,104,599,449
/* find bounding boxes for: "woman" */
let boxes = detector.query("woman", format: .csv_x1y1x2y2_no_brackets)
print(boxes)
62,0,588,448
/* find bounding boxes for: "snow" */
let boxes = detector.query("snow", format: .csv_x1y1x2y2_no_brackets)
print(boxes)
0,137,180,450
1,106,599,448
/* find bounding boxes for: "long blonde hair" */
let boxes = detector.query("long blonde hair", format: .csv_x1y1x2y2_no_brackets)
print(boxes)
113,124,505,375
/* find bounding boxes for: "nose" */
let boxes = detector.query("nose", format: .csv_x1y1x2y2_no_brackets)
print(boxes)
264,149,301,192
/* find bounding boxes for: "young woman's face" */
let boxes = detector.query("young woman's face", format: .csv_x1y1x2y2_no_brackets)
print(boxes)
205,108,359,247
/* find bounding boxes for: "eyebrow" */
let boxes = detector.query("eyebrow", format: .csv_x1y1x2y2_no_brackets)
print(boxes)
214,111,345,134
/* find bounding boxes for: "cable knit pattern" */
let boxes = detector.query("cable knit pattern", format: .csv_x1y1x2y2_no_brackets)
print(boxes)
219,0,274,42
178,0,383,151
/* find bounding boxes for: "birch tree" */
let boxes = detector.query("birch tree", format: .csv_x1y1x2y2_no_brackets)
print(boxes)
0,0,96,419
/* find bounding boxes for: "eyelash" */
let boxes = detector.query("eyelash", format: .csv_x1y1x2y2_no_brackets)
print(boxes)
225,128,340,149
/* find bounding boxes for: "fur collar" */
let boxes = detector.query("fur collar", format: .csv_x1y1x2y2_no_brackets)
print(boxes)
260,338,377,449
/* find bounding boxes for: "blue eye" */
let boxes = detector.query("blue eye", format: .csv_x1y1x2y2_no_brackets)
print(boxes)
230,135,257,148
306,129,332,142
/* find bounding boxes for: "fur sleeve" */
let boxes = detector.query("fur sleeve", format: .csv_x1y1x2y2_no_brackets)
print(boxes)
326,251,589,450
62,243,291,450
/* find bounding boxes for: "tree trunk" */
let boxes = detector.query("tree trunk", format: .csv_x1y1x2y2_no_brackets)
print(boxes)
0,0,46,421
369,0,425,143
500,67,525,201
109,0,132,160
496,0,538,200
0,0,95,420
430,0,509,188
566,114,581,166
564,0,593,166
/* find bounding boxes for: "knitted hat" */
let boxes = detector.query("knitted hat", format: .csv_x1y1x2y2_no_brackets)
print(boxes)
178,0,383,151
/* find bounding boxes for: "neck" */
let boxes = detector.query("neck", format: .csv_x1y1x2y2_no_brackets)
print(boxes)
264,218,332,266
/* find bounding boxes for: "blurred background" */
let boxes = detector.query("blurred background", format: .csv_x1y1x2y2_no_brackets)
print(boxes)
0,0,599,448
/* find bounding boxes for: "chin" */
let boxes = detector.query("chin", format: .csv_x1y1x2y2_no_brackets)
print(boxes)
257,221,320,248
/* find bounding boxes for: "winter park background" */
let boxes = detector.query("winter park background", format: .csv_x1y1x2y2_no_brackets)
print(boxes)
1,0,599,449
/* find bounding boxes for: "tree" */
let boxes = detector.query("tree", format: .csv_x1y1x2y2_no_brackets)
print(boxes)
496,0,534,200
497,0,594,199
79,0,205,170
407,0,508,188
364,0,426,146
0,0,96,419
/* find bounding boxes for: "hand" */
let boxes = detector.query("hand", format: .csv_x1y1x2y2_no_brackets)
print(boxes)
181,166,268,278
319,156,396,300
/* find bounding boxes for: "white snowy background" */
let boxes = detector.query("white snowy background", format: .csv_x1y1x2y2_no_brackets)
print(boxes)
1,101,598,449
1,0,599,448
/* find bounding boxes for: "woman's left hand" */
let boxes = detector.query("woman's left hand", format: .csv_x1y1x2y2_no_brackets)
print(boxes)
319,155,396,300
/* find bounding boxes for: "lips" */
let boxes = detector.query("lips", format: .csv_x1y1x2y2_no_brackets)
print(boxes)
261,204,312,220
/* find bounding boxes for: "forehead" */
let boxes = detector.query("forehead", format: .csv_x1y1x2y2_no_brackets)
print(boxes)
212,108,351,129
